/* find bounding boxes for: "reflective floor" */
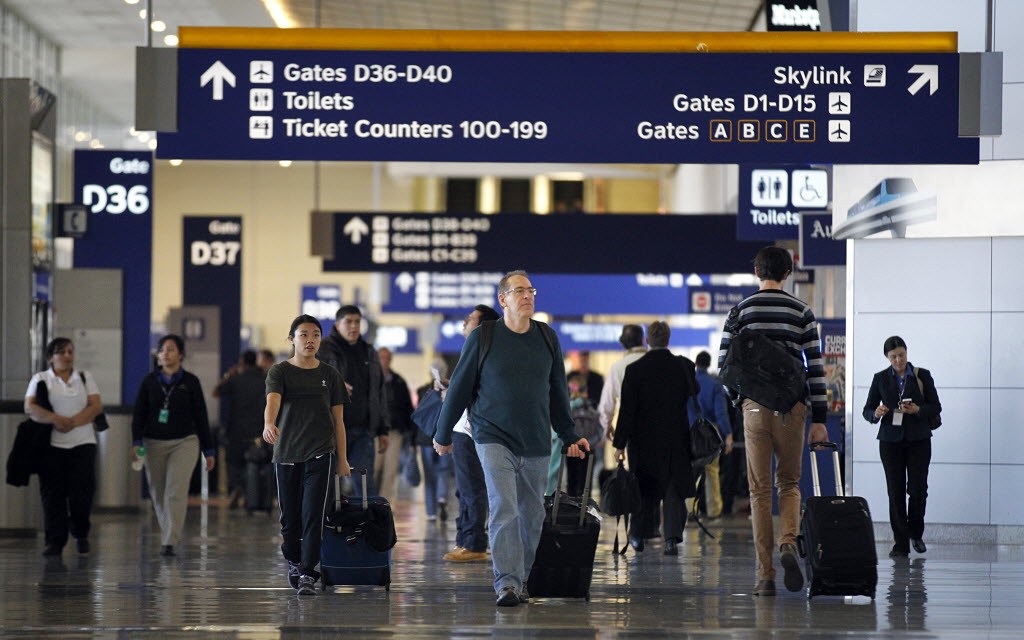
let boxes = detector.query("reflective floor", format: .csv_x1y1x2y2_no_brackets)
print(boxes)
2,497,1023,639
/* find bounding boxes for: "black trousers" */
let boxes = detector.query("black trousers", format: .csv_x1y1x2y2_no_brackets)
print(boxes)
39,443,97,548
631,481,688,543
276,453,333,577
452,432,489,553
879,438,931,549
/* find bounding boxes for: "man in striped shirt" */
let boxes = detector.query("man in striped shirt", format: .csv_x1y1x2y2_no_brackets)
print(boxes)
718,246,828,597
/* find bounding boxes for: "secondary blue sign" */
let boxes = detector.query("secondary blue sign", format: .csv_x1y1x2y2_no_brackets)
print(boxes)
737,164,831,240
799,212,846,267
159,50,977,165
435,319,714,353
300,284,342,333
324,213,764,274
183,216,242,376
73,150,153,403
383,272,692,315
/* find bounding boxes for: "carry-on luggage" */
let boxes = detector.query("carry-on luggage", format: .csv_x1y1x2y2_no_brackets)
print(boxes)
321,468,395,591
797,442,877,599
527,451,600,600
243,438,275,514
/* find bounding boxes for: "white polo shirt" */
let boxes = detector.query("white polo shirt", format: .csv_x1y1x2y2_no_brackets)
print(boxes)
25,369,101,449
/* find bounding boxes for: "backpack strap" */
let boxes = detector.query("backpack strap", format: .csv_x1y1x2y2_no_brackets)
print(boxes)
476,319,558,376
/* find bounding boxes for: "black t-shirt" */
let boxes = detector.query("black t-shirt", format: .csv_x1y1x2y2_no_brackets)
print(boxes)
266,361,348,463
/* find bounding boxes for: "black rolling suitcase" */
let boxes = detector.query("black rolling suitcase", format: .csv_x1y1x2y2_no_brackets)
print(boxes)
527,452,600,601
798,442,877,599
321,469,395,591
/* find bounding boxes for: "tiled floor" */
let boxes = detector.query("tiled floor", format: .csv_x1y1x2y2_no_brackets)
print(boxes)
1,499,1022,639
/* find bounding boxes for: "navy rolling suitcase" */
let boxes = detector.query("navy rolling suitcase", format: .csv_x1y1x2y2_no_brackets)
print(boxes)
798,443,877,599
527,452,600,600
321,469,395,591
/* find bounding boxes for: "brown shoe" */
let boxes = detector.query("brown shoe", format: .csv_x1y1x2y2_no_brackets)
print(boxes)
445,547,489,563
754,579,776,597
442,546,464,561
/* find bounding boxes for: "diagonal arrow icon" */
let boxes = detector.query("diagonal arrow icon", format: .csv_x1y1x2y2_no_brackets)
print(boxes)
907,64,938,96
200,60,236,100
343,217,370,244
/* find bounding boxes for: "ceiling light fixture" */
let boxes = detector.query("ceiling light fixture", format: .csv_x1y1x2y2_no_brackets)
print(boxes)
261,0,299,28
169,159,183,166
151,20,167,33
164,34,179,46
279,160,293,167
148,139,158,150
125,0,140,5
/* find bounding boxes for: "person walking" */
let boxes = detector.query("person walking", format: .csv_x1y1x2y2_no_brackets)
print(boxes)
131,335,216,557
718,246,828,596
432,270,590,607
862,335,941,558
263,314,351,596
24,337,104,557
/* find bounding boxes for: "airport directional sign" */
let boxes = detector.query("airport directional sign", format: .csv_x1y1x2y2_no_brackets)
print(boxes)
158,48,978,165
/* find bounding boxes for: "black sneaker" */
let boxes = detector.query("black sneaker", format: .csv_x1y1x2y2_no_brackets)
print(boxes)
287,561,301,589
780,543,804,592
42,545,62,557
296,575,317,596
160,545,176,557
496,586,519,607
518,587,530,604
438,501,448,522
76,538,90,555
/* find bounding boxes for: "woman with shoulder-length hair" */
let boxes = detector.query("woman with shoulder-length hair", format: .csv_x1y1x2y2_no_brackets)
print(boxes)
862,335,942,558
24,337,104,557
263,314,350,596
131,334,216,557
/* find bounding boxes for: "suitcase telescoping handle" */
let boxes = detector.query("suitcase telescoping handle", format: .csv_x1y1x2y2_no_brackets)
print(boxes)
334,467,369,512
808,442,843,498
551,448,594,528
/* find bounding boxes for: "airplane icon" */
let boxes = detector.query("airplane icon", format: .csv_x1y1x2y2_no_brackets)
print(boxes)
828,92,851,114
250,61,273,83
828,120,850,142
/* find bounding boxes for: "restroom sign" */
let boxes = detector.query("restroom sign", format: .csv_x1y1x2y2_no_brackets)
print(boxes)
737,164,832,240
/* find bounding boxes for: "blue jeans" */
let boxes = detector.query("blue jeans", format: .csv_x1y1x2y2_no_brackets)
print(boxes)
420,445,451,517
345,431,376,497
452,432,488,552
476,442,548,594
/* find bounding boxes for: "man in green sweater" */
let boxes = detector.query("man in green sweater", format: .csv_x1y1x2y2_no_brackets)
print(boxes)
433,270,590,608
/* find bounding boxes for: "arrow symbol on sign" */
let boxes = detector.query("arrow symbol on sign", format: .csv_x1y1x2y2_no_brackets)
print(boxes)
343,217,370,244
200,61,236,100
907,64,938,96
396,272,415,293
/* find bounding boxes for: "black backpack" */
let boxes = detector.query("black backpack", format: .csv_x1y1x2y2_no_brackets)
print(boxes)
720,323,807,413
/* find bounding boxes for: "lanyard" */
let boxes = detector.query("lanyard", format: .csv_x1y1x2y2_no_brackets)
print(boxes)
161,381,180,410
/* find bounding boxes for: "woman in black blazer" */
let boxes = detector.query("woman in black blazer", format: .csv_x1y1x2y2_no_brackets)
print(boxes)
862,336,942,558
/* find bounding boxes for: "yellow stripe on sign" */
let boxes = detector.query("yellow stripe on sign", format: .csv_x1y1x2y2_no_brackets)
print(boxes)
179,28,957,53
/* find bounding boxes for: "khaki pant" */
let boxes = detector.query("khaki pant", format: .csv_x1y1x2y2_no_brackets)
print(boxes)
143,435,200,547
743,399,807,581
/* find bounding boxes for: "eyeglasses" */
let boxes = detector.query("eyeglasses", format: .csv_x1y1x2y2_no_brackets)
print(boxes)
502,287,537,298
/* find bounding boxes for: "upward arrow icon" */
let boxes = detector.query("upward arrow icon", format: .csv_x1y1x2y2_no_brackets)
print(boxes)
200,61,236,101
344,217,370,244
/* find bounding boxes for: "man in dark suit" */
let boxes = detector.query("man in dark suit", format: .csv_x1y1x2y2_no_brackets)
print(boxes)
613,321,700,556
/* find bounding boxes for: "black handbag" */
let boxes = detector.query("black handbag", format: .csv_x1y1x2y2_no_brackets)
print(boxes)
690,416,724,469
75,372,109,432
599,461,641,554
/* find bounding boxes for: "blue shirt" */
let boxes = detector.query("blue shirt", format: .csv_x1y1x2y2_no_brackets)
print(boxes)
434,320,577,457
691,368,732,438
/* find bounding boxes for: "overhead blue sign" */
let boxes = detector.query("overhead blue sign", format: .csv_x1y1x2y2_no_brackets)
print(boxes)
73,150,153,403
300,284,342,333
737,164,831,240
324,213,764,274
160,50,977,165
435,319,715,353
384,271,692,315
183,216,242,375
375,326,420,354
799,212,846,267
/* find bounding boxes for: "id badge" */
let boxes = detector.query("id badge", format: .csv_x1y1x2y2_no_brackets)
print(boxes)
158,408,170,424
892,409,904,426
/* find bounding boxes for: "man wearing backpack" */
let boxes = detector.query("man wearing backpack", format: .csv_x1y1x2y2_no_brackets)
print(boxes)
718,246,828,597
432,270,590,608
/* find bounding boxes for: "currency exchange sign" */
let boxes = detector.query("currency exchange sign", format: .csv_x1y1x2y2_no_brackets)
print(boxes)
159,50,977,165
